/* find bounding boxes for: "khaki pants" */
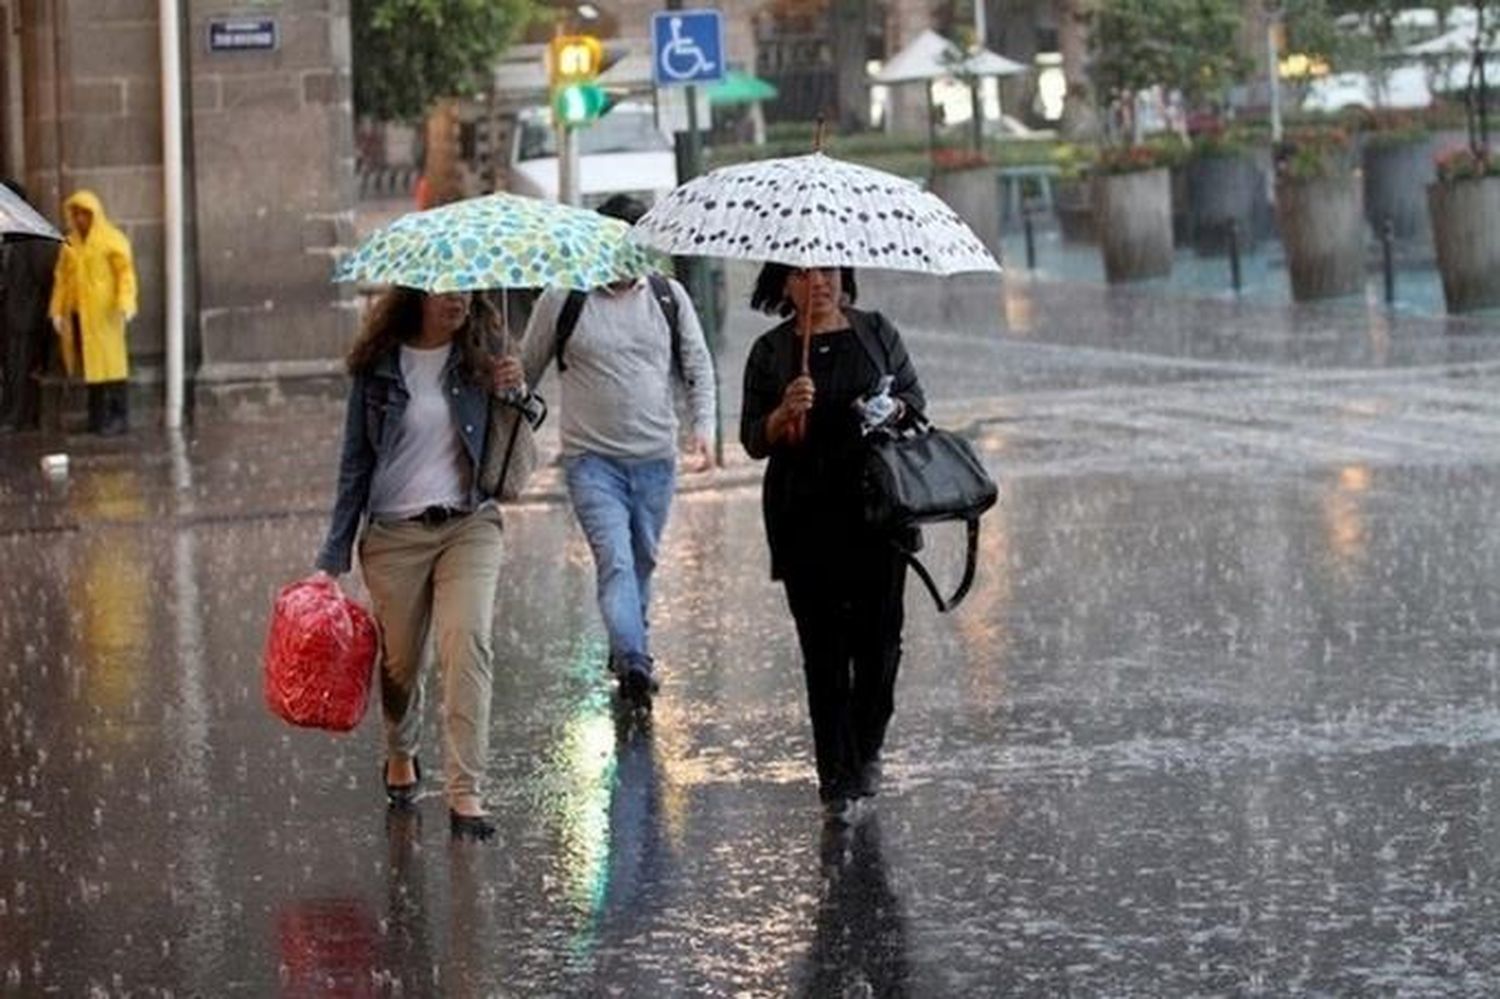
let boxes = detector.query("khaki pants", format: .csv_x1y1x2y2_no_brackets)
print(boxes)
359,507,503,809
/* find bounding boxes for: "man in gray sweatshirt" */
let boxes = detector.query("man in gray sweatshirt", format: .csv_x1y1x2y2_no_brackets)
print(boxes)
519,195,716,710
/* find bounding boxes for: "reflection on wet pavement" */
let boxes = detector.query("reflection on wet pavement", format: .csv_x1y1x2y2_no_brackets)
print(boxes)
3,275,1500,993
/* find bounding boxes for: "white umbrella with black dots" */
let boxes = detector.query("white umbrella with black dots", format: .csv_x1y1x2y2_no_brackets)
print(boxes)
630,151,999,277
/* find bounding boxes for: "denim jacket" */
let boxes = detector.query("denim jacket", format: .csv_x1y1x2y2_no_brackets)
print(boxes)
315,347,494,575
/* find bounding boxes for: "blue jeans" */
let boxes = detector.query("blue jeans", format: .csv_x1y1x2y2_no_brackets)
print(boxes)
564,453,677,676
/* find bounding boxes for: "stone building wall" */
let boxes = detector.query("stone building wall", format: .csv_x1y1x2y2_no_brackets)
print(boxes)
184,0,358,409
14,0,358,419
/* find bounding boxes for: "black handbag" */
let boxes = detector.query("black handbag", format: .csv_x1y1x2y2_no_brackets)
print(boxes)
851,321,999,612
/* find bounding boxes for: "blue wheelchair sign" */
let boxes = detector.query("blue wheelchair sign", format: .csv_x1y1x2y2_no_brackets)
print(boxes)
651,10,725,87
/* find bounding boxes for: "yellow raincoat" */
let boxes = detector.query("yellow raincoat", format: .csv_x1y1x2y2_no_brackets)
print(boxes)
48,190,138,384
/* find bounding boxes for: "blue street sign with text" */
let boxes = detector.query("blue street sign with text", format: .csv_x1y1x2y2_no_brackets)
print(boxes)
208,18,279,53
651,10,724,87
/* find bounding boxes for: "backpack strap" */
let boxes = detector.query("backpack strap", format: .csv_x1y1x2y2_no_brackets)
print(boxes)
554,276,689,386
553,289,588,373
647,273,689,386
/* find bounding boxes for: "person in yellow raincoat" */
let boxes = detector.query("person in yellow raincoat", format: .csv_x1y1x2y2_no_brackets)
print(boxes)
49,190,137,435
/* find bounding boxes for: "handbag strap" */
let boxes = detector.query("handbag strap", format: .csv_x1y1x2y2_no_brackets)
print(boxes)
902,517,980,613
496,402,523,493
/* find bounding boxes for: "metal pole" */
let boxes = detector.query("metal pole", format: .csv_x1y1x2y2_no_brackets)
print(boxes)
160,0,185,429
972,0,988,151
559,124,580,206
684,84,701,180
1023,202,1036,269
1382,217,1395,305
1267,10,1283,143
1228,219,1242,292
679,85,723,465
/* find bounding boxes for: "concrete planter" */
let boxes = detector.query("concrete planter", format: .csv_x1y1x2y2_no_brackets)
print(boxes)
1428,175,1500,313
1362,136,1435,243
1185,153,1262,254
1054,178,1097,243
1093,168,1173,282
1276,173,1365,301
929,165,1003,262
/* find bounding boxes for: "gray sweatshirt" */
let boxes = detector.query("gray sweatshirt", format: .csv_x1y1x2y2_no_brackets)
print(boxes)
520,276,716,460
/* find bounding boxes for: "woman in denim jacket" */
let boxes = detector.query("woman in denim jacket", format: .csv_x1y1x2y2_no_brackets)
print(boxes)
316,289,526,842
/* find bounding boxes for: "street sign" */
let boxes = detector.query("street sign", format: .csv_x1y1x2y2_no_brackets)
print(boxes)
655,86,712,135
651,10,724,87
207,18,278,53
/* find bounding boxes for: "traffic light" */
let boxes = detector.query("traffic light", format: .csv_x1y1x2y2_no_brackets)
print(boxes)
548,35,606,126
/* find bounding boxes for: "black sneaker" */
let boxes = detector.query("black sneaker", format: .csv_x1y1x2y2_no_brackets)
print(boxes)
821,796,858,828
619,668,656,712
856,758,882,798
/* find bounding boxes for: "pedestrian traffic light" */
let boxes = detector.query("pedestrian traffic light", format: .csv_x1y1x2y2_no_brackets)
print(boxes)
554,82,608,125
548,34,608,126
548,35,602,86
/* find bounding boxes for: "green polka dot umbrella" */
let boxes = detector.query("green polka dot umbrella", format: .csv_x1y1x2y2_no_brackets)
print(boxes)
333,192,663,292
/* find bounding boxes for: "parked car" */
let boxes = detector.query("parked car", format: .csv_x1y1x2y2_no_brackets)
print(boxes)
507,101,678,209
1300,63,1434,113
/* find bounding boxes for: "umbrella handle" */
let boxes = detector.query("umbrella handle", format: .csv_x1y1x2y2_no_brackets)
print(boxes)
798,303,814,375
784,306,812,444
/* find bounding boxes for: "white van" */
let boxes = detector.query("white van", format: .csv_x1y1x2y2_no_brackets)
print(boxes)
507,101,679,209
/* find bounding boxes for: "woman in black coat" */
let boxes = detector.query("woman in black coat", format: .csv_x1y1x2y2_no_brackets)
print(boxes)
739,264,925,826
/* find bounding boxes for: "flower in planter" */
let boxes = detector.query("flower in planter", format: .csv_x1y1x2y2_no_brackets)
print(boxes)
1360,109,1431,148
1189,120,1260,159
1434,146,1500,184
1275,127,1355,181
1094,135,1189,176
931,147,993,172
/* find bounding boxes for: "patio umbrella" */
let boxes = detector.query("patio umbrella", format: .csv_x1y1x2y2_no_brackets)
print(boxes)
1,184,62,241
705,70,779,106
333,191,661,293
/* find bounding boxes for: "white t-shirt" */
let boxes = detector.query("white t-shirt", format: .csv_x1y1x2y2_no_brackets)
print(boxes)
368,344,469,519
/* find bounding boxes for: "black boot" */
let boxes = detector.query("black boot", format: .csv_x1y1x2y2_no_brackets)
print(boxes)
86,383,107,434
99,381,128,436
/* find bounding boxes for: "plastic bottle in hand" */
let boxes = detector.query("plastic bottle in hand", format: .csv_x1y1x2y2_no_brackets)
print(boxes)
854,375,898,435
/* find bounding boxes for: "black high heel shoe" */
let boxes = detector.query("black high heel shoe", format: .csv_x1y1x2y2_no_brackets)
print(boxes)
449,810,497,842
383,756,421,808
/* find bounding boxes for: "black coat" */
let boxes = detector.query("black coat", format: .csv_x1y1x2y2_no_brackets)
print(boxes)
739,307,925,580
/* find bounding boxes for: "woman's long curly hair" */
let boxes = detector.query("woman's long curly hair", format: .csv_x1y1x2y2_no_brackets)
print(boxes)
346,288,503,381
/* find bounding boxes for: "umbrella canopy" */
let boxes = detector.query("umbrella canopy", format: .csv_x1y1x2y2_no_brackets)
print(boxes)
629,152,1000,276
871,28,1027,85
333,192,661,292
1,184,62,241
706,70,779,106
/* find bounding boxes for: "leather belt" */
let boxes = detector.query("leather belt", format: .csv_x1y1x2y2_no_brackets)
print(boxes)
404,505,471,528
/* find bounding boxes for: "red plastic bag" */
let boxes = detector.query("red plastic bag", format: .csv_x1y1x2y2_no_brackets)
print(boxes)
263,574,379,732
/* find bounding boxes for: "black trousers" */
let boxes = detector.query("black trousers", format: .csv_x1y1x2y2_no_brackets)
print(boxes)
782,539,907,801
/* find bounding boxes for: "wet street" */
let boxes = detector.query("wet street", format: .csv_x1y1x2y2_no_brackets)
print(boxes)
5,273,1500,995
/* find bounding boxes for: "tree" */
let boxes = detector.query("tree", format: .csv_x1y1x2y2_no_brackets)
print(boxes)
830,0,871,130
1090,0,1247,141
1056,0,1099,137
352,0,536,121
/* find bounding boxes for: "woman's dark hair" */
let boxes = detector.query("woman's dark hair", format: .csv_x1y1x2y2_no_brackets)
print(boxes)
749,263,858,316
347,287,500,380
